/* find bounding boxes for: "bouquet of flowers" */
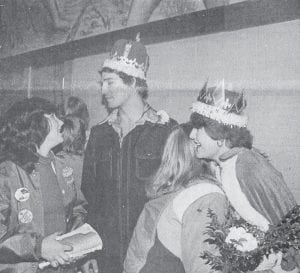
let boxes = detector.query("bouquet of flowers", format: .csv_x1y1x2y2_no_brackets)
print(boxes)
201,205,300,273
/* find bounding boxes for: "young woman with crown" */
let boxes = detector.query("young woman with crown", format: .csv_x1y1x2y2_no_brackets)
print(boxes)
189,80,299,272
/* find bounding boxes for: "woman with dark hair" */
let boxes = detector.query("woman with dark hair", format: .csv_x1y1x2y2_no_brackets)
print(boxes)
189,81,299,272
124,125,229,273
65,96,90,131
61,115,86,156
0,97,93,273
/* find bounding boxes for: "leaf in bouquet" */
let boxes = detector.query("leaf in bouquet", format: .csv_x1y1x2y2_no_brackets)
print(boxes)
201,251,224,271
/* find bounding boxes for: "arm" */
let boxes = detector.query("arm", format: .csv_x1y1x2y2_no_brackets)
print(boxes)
81,127,98,215
181,193,228,273
70,157,88,231
0,173,42,263
69,188,88,231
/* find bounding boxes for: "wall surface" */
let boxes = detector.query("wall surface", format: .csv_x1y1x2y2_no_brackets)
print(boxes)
71,19,300,200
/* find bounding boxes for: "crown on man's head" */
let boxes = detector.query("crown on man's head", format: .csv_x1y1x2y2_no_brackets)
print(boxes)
102,33,149,80
192,79,248,127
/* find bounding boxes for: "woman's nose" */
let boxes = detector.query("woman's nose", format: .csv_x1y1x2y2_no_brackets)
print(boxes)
189,128,197,140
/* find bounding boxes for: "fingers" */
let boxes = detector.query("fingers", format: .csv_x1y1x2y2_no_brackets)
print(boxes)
62,243,73,252
49,252,72,268
50,260,59,268
56,257,66,266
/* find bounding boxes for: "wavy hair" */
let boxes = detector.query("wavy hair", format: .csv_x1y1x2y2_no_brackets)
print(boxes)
0,97,57,173
190,112,253,149
146,124,213,199
65,96,90,130
61,115,86,155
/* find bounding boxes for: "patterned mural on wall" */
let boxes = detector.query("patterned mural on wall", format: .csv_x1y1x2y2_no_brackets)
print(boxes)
0,0,246,57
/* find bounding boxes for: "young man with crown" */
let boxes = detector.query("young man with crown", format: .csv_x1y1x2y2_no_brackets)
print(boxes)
189,80,299,272
81,36,177,273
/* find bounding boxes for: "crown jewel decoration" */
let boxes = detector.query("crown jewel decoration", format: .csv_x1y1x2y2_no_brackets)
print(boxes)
192,79,248,127
102,33,149,80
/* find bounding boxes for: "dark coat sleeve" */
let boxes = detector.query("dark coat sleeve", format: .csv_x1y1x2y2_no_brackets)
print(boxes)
81,126,98,211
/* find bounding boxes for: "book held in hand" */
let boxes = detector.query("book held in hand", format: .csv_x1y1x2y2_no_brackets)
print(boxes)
39,223,102,269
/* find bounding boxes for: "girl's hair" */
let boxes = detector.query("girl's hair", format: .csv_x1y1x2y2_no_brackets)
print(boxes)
0,97,57,173
65,96,90,130
146,124,213,199
190,112,253,149
100,67,149,99
61,115,86,155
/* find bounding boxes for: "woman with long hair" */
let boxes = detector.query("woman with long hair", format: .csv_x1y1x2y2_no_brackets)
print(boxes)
0,97,95,273
124,124,228,273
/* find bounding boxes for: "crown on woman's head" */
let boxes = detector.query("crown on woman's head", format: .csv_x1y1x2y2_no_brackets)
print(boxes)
191,79,248,127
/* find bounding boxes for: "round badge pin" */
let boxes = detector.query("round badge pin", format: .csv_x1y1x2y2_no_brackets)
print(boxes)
18,209,33,224
15,187,30,202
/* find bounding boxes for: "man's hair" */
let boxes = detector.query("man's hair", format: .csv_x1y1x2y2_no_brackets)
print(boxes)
65,96,90,130
101,67,149,99
146,125,214,199
61,115,86,156
0,97,57,173
190,112,253,149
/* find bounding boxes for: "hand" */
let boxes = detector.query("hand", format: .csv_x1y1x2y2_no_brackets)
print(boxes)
41,232,73,267
81,259,98,273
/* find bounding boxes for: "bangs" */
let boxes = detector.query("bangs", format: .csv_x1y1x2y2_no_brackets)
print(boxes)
190,112,228,140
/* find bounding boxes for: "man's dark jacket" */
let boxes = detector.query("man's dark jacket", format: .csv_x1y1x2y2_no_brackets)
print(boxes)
81,107,177,273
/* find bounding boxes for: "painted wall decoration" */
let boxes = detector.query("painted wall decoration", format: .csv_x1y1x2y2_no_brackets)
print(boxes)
0,0,246,57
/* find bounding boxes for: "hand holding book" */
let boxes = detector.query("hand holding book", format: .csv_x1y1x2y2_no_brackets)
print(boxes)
39,224,102,269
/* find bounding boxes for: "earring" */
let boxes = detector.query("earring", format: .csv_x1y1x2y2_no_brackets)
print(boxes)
217,140,223,147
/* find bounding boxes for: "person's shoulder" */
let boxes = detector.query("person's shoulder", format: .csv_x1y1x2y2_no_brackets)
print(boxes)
55,151,83,163
92,120,110,130
235,148,269,168
154,109,177,126
89,119,112,137
219,147,262,169
145,107,178,129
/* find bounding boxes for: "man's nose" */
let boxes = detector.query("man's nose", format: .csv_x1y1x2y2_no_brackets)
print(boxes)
101,83,108,95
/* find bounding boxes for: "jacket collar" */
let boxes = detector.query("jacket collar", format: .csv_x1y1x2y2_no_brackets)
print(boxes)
106,103,161,138
107,103,159,126
219,147,245,161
